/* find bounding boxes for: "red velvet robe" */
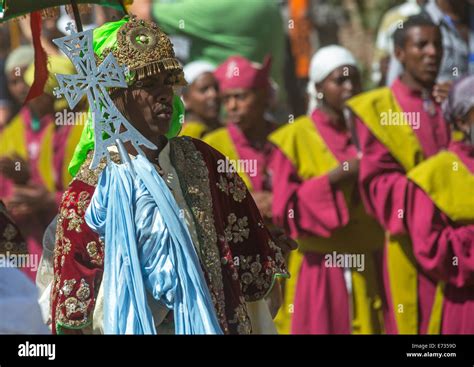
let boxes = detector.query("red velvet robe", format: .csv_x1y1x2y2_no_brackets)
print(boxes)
0,200,27,256
51,136,287,334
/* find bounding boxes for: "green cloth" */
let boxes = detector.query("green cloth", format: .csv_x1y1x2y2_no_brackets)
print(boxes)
68,17,185,177
152,0,285,95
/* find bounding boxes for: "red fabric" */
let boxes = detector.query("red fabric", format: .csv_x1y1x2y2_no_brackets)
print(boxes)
51,138,287,334
292,252,350,334
312,109,358,161
193,138,286,333
51,180,103,333
227,122,276,191
270,109,356,334
24,11,48,104
214,55,271,91
270,109,351,239
355,79,450,334
406,141,474,334
356,79,450,236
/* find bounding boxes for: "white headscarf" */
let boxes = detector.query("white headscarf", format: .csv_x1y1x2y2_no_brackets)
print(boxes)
4,45,34,74
307,45,358,114
183,60,215,85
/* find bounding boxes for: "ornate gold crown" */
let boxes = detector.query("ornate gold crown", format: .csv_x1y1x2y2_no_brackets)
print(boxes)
102,16,186,87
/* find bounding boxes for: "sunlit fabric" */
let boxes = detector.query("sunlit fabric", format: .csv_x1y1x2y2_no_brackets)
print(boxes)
85,155,222,334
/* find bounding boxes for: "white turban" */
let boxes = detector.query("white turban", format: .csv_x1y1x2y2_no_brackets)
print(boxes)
307,45,358,114
4,45,34,75
183,60,216,85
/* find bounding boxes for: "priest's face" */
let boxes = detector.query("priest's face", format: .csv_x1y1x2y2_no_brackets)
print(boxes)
114,72,174,138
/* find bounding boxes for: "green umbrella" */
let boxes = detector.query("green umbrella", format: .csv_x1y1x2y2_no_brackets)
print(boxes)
0,0,129,24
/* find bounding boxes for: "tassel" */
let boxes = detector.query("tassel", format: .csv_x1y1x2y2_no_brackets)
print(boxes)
24,11,48,104
65,4,91,16
134,59,182,81
40,7,59,19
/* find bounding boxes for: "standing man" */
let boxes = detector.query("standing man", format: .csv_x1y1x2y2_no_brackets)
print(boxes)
46,17,291,335
386,0,473,86
347,15,450,334
204,55,277,222
405,75,474,334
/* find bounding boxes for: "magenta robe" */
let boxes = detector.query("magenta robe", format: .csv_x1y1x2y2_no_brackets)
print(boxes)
271,109,358,334
227,122,276,192
355,78,450,334
51,137,287,334
406,141,474,334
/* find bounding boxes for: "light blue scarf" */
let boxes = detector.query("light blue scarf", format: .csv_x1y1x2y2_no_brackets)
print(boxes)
85,154,222,334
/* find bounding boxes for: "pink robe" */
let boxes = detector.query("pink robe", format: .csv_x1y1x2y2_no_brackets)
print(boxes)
406,141,474,334
271,109,357,334
355,78,450,334
227,122,276,192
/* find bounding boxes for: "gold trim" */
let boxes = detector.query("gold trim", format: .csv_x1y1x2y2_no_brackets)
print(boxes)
170,137,229,332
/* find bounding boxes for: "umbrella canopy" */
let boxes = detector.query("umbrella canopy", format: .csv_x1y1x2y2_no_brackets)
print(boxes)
0,0,129,22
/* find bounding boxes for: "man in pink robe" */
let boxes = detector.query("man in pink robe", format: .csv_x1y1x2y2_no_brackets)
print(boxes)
352,15,450,334
406,75,474,334
406,141,474,334
204,55,278,220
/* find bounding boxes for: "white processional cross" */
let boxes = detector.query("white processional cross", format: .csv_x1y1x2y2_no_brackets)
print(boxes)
53,23,157,169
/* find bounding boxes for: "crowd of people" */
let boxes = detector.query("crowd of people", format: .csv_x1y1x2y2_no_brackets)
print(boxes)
0,0,473,335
